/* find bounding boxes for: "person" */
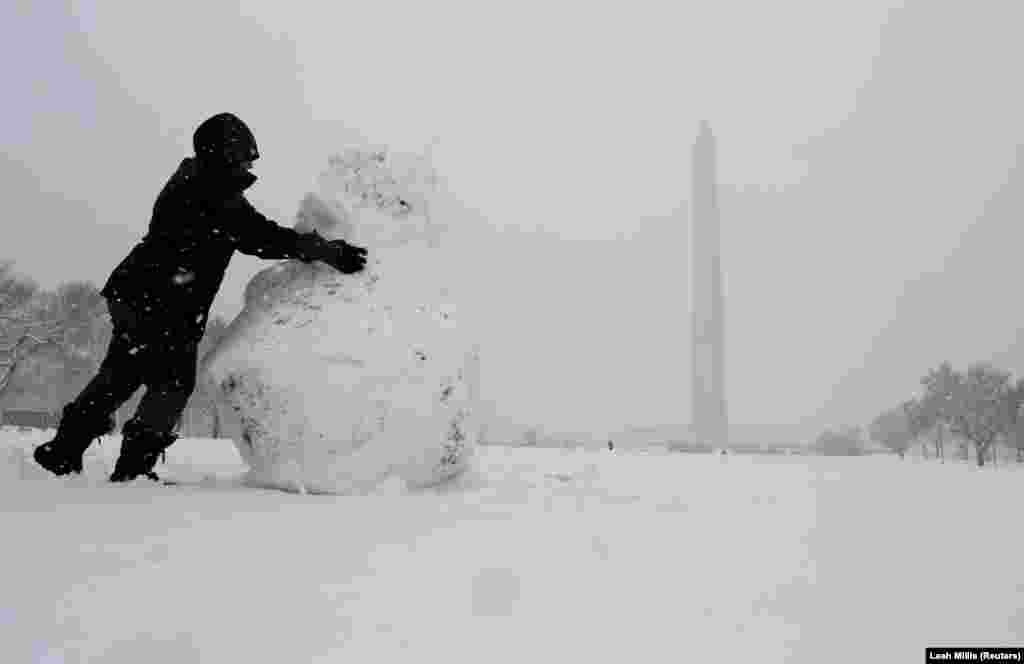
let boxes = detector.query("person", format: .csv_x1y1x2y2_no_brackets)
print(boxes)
33,112,368,482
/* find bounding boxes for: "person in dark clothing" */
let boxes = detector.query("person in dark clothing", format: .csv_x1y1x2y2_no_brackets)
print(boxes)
33,112,368,483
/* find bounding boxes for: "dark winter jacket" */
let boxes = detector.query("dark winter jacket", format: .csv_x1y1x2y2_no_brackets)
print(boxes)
101,157,328,338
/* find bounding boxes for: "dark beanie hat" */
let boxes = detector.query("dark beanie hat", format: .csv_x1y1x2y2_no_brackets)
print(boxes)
193,113,259,166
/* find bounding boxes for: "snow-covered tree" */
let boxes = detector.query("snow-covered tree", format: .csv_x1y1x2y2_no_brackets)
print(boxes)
1,266,62,409
903,398,933,459
1,275,113,415
918,361,962,462
870,405,914,459
0,261,38,315
947,363,1011,468
995,377,1024,465
50,282,111,406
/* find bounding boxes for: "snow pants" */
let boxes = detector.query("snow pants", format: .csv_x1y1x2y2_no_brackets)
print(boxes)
69,301,201,436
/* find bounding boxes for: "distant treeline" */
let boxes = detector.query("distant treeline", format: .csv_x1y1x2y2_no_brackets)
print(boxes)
819,362,1024,466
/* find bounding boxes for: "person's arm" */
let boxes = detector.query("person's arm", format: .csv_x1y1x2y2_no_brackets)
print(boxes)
218,194,322,260
217,195,367,272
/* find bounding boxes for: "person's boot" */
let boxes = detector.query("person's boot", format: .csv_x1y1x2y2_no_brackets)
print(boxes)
109,420,177,483
33,404,116,476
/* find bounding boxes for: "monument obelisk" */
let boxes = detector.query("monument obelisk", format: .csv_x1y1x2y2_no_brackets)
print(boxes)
690,121,728,449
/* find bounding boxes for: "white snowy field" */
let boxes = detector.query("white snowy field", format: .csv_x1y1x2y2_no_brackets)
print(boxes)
1,429,1021,663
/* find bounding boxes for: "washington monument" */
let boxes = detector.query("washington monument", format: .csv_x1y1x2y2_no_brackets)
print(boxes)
690,121,729,449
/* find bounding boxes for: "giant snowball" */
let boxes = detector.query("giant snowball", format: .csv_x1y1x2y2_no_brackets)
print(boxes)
201,146,481,494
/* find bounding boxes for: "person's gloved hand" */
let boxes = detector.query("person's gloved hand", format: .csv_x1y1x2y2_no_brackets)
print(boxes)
325,239,368,274
296,231,368,274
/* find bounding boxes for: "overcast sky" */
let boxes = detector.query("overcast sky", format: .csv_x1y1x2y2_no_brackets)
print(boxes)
3,0,1023,441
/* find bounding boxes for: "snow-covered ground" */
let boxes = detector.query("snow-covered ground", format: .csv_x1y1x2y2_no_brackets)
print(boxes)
1,428,1020,663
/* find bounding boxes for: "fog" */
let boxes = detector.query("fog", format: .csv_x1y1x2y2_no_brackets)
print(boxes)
3,0,1022,442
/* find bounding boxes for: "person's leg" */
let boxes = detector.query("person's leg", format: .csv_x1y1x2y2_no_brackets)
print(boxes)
33,325,146,475
110,337,199,482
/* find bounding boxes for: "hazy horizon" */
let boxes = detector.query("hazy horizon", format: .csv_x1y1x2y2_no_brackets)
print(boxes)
4,0,1023,441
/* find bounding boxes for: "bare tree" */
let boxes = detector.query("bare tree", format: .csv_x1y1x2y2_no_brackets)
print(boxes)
2,269,57,409
993,378,1024,466
1012,416,1024,464
49,282,110,406
1,276,114,418
920,362,961,462
947,363,1012,468
903,398,932,459
0,321,64,407
0,261,38,317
